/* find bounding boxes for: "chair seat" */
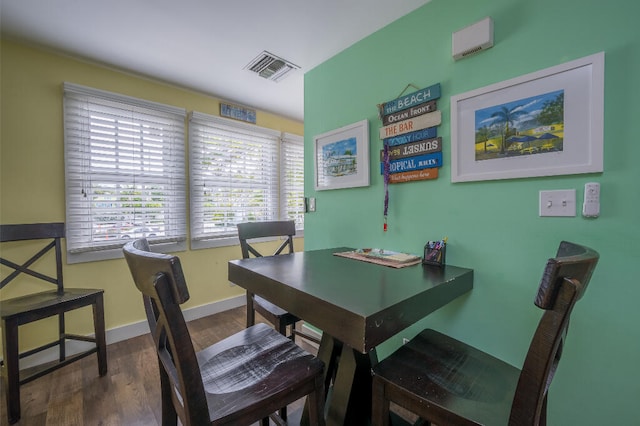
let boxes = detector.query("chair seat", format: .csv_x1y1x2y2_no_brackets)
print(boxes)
0,288,104,321
199,322,324,423
373,328,520,425
0,288,104,323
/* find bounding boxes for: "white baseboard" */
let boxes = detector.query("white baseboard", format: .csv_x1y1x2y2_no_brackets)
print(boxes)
106,294,246,344
299,322,322,348
11,295,246,370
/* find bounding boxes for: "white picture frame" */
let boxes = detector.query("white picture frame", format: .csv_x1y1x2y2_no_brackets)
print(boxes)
314,119,370,191
450,52,604,182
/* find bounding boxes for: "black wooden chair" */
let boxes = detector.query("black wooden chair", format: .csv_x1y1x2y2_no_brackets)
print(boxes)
122,238,325,426
237,221,321,346
0,223,107,424
372,241,599,426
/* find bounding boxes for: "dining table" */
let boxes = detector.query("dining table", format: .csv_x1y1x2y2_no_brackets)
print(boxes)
228,247,474,425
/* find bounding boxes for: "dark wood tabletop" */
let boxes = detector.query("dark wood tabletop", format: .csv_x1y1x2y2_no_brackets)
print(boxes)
228,247,473,353
228,247,473,425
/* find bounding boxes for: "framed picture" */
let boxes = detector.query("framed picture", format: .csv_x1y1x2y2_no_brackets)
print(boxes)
450,52,604,182
314,119,370,190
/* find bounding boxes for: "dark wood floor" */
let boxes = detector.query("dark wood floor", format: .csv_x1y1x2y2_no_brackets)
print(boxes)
1,306,416,426
0,306,315,426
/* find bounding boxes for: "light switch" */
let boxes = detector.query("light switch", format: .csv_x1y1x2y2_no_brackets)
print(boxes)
539,189,576,217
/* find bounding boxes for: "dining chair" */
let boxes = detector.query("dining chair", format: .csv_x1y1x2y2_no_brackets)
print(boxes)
237,221,321,346
371,241,599,426
0,223,108,424
122,238,325,426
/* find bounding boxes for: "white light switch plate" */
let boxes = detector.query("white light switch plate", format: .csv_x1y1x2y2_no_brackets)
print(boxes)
539,189,576,217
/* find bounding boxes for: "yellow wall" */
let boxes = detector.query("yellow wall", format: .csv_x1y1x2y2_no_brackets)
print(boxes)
0,39,304,350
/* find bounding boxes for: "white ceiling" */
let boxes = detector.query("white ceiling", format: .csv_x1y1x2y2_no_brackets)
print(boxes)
1,0,430,121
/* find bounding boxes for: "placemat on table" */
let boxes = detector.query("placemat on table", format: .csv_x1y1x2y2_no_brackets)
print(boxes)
333,251,422,268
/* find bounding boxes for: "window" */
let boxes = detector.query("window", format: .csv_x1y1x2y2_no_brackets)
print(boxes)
189,112,304,248
63,83,187,263
281,133,305,228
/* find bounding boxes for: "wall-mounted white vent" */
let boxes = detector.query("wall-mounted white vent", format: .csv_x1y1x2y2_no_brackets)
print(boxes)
245,51,300,82
452,17,494,60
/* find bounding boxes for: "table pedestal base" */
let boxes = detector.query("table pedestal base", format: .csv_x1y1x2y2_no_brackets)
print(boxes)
303,334,378,426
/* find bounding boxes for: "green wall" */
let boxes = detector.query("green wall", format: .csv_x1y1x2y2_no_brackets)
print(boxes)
304,0,640,423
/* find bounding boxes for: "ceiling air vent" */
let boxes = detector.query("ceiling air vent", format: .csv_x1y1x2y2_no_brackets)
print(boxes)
245,51,300,82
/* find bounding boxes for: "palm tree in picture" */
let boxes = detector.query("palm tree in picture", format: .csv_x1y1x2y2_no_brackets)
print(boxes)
491,106,527,154
476,126,491,153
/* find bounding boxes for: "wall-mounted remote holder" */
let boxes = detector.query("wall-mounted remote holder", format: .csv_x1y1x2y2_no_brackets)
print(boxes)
582,182,600,218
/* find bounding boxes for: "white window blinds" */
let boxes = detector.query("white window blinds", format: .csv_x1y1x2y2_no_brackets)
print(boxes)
281,133,305,230
63,83,186,262
189,112,281,244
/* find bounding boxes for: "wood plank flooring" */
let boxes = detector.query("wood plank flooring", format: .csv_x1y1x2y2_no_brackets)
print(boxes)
1,306,415,426
0,307,312,426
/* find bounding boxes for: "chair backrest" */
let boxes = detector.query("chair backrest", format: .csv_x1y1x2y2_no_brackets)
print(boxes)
510,241,599,425
237,220,295,259
1,223,65,294
122,239,209,425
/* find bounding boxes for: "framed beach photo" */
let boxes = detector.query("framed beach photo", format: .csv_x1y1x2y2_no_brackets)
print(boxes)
314,119,370,191
450,52,604,182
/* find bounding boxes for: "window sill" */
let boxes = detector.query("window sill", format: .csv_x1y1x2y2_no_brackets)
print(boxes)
66,240,187,264
190,231,304,251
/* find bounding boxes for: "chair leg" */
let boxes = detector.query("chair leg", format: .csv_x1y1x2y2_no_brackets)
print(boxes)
540,393,548,426
246,292,255,327
93,294,108,376
58,312,66,362
371,376,390,426
272,316,288,421
159,362,178,426
279,406,288,421
272,317,288,338
2,318,20,424
307,374,326,426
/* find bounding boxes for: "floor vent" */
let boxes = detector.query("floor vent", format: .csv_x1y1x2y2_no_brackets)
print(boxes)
245,51,299,82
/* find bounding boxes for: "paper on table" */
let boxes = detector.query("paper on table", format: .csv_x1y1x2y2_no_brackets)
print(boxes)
357,248,421,264
334,250,422,268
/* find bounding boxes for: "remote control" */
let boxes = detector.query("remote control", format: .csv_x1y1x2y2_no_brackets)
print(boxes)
582,182,600,217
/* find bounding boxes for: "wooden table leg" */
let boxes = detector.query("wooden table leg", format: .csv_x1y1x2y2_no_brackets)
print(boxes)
329,344,378,425
303,333,378,426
